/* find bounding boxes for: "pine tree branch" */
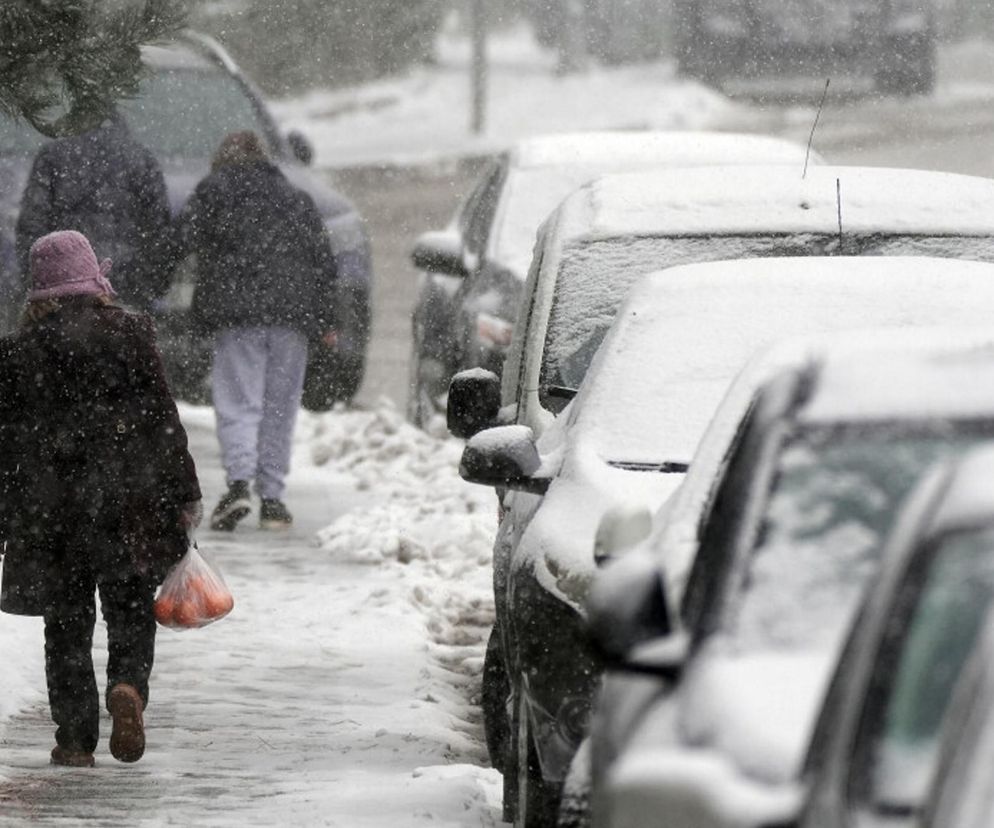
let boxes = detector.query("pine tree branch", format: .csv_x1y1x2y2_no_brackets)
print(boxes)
0,0,188,138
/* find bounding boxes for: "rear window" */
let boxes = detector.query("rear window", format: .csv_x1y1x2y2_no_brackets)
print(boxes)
0,66,275,163
121,67,274,160
539,233,994,412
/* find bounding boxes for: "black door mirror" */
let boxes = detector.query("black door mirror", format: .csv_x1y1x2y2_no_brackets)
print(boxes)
459,425,549,493
587,547,680,672
287,130,314,165
447,369,501,439
411,231,468,278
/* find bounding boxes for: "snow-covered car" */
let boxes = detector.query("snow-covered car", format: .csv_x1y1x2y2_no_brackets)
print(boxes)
0,31,372,409
446,164,994,445
407,130,819,427
460,257,994,828
799,441,994,828
592,335,994,828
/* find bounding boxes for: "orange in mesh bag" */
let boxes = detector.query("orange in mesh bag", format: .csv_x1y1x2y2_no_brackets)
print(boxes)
154,539,234,630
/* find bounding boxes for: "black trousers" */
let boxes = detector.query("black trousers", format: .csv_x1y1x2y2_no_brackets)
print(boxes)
43,565,157,753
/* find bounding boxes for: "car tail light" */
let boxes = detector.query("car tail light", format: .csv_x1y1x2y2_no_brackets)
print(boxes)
477,313,514,349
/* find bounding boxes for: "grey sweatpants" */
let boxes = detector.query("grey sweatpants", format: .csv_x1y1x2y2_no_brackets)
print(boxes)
212,326,308,501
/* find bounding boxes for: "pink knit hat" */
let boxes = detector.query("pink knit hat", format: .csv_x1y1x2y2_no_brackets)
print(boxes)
28,230,115,302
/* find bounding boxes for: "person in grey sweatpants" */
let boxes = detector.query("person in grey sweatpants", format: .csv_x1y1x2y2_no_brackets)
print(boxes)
171,131,340,530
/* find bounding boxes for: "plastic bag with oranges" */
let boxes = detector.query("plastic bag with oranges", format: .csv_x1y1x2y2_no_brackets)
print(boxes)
154,539,234,630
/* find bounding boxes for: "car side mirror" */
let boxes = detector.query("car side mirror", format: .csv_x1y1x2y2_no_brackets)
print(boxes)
447,369,500,439
587,546,683,676
459,425,550,493
287,130,314,165
411,231,468,278
594,505,653,566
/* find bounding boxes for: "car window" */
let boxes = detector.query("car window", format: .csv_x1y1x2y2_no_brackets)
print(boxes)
681,401,777,635
538,233,994,415
850,527,994,821
119,67,276,160
462,160,506,260
717,424,991,656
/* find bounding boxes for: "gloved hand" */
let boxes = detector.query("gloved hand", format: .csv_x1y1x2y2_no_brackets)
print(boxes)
179,500,204,531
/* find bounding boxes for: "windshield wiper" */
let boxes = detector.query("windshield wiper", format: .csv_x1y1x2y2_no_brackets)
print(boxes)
544,385,579,400
608,461,690,474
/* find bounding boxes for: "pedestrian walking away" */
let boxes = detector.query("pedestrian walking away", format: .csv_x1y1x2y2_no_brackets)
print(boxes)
171,130,339,532
0,230,202,768
15,110,174,310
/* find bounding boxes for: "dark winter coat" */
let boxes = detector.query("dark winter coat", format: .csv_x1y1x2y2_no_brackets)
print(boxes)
15,119,173,308
173,159,339,337
0,298,201,616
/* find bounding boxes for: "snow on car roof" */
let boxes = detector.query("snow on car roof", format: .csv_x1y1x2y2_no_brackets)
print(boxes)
573,256,994,465
494,131,817,278
802,343,994,424
510,130,816,170
553,165,994,244
141,42,216,71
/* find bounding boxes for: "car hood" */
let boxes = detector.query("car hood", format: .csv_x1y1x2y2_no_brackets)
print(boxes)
517,426,685,613
678,648,836,785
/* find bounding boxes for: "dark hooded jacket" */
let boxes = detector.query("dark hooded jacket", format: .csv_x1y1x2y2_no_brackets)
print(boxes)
174,159,338,337
0,298,201,616
15,119,172,308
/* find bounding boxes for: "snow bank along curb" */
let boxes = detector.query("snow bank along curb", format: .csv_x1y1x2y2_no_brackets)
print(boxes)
302,403,498,765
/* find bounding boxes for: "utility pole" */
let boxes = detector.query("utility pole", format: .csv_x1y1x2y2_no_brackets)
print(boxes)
471,0,487,134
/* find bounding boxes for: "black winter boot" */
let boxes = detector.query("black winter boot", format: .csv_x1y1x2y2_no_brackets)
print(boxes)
210,481,251,531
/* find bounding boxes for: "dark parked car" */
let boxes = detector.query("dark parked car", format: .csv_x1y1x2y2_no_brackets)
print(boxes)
588,333,994,828
0,31,372,408
673,0,936,95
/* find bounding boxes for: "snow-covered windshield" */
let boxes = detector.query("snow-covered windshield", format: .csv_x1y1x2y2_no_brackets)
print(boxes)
719,422,993,655
493,167,611,276
867,527,994,818
539,233,994,411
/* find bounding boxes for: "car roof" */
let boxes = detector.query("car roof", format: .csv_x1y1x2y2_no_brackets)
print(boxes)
801,341,994,424
570,257,994,462
508,130,816,171
141,39,217,72
550,165,994,244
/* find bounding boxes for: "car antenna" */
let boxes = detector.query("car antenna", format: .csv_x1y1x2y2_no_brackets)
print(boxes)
836,177,844,254
803,79,830,179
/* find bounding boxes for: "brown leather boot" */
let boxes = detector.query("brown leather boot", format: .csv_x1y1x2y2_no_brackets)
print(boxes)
50,745,95,767
108,684,145,763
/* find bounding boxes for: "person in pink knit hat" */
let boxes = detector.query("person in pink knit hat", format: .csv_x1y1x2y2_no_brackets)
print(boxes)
0,230,202,767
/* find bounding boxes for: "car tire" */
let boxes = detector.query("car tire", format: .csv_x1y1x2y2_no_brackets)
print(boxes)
482,626,511,775
514,688,562,828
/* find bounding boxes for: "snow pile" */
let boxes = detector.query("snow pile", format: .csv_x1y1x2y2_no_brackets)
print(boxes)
272,22,733,169
304,401,498,763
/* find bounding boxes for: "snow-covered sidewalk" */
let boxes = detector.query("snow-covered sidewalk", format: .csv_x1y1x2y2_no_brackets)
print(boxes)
0,404,501,826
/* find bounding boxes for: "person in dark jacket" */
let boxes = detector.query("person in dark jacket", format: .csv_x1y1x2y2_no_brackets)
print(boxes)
172,130,338,532
15,113,173,309
0,230,202,768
